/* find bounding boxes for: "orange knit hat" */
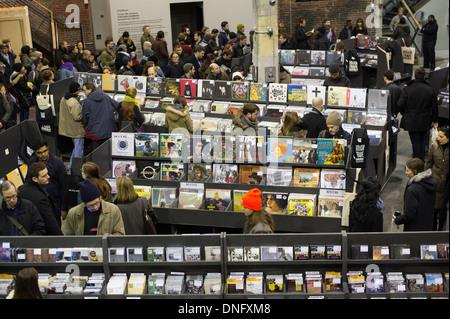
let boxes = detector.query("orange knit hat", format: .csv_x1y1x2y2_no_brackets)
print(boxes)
241,188,262,211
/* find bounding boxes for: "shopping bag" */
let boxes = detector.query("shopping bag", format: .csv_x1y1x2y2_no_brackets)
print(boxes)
429,126,438,151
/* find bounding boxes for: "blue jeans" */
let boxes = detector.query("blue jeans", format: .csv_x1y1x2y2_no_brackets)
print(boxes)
69,138,84,170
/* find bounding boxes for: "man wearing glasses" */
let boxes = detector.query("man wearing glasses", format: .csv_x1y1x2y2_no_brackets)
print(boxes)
28,140,68,221
65,179,124,235
0,180,45,236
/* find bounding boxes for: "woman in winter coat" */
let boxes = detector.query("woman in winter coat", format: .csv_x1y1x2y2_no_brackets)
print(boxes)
278,111,307,138
164,94,193,134
10,63,32,121
117,86,145,132
394,157,437,231
425,125,449,230
349,177,384,232
242,188,275,234
113,176,149,235
164,52,184,79
393,17,412,46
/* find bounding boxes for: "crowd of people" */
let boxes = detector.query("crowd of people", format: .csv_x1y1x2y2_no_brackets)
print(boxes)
0,11,447,248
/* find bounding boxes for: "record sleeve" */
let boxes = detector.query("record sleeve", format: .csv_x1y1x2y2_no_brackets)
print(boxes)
346,88,367,108
420,245,438,259
164,78,181,96
146,77,164,96
292,138,318,164
306,85,326,105
347,110,367,125
197,79,215,99
159,133,183,158
262,192,288,215
320,169,346,189
213,135,235,162
101,74,116,92
287,84,307,104
317,196,343,218
205,188,231,211
179,79,197,98
111,132,135,156
112,160,136,178
238,165,265,185
310,50,326,65
268,83,288,103
213,80,231,100
266,104,286,118
296,50,311,65
317,139,346,165
287,193,317,216
190,100,211,113
266,167,292,186
187,163,212,183
178,182,204,209
390,244,411,259
210,101,230,114
294,245,309,260
236,136,264,163
292,66,310,76
231,81,249,100
212,164,238,183
152,187,177,208
249,82,268,102
233,190,248,212
326,86,348,107
279,49,296,65
309,67,325,77
372,246,390,260
267,136,293,163
134,133,159,157
292,168,320,188
136,160,160,180
244,247,260,262
367,89,389,110
160,162,184,181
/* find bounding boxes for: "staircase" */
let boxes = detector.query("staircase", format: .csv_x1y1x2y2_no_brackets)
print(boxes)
0,0,61,64
382,0,431,56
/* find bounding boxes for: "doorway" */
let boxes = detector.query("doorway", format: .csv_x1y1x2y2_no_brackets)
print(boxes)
170,2,204,48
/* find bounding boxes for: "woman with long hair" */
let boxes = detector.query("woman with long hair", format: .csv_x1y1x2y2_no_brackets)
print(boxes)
349,176,383,232
81,161,112,202
117,86,145,132
394,158,437,231
278,111,307,138
10,268,46,299
242,188,275,234
113,176,149,235
426,125,449,230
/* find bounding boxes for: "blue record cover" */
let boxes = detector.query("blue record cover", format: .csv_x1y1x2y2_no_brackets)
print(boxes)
317,139,346,165
267,136,294,163
135,133,159,157
279,50,296,66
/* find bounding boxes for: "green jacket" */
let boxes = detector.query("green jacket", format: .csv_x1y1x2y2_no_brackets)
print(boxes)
165,105,193,134
65,200,125,235
426,141,449,208
100,48,117,74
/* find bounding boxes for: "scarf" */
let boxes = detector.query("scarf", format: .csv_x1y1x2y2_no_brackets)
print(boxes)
123,95,141,111
240,114,258,130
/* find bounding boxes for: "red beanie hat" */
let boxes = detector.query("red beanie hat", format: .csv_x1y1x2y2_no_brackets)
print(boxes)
241,188,262,211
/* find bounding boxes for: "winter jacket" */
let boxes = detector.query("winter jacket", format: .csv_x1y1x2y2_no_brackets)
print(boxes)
382,81,403,116
232,108,258,136
398,79,438,132
349,206,383,232
65,200,125,235
28,152,68,212
314,34,330,50
395,169,437,231
302,108,327,138
117,37,137,54
318,126,352,145
10,72,32,109
100,48,117,74
114,197,148,235
426,142,449,208
18,181,63,235
164,105,193,134
117,101,145,132
295,26,310,49
323,71,352,88
421,20,438,42
0,94,12,128
152,39,169,63
58,93,86,138
76,58,92,73
0,197,46,236
57,62,77,81
140,33,155,49
218,29,229,48
82,90,119,140
165,61,184,78
393,23,411,43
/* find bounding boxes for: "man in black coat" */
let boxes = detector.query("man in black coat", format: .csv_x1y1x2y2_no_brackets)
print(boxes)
421,15,438,70
0,181,45,236
398,67,439,160
302,96,327,138
382,69,403,117
19,162,63,235
28,140,68,220
323,63,351,87
185,46,205,79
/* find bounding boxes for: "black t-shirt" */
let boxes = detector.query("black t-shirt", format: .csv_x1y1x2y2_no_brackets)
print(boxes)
84,204,101,235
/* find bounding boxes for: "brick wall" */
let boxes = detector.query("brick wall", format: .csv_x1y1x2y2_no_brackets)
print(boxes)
278,0,376,44
36,0,95,52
